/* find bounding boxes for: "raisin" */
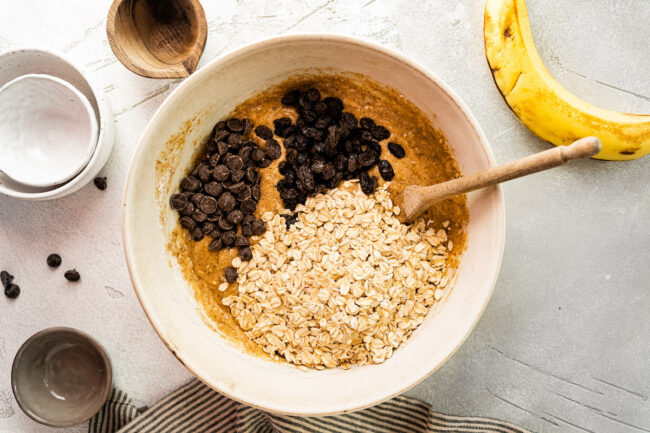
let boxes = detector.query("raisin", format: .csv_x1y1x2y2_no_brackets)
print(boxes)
388,142,405,158
64,269,81,282
371,125,390,140
306,88,321,102
360,117,375,130
281,214,298,228
378,159,395,181
341,112,358,129
224,266,238,283
47,254,62,268
359,171,375,195
281,90,300,106
93,177,107,190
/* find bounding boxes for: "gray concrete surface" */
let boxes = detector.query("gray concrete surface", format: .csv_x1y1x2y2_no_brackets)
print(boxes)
1,1,649,432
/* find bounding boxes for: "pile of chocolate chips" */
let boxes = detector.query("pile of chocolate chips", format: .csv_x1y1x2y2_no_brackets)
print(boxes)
169,118,280,263
273,88,405,210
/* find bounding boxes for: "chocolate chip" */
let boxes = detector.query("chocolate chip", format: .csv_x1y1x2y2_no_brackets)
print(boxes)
265,140,282,160
225,266,238,283
242,118,253,135
241,224,253,237
198,163,213,182
217,141,229,155
222,230,237,247
226,118,243,132
226,209,243,225
4,284,19,298
202,222,216,234
206,212,220,221
179,202,195,216
378,159,395,181
1,270,14,287
218,215,234,231
47,254,62,268
192,209,208,222
230,169,245,182
94,177,107,190
190,192,205,206
226,155,244,171
255,125,273,140
251,185,261,201
242,214,255,226
388,142,405,158
281,90,300,106
240,199,257,214
227,181,246,195
236,185,252,202
251,148,266,162
64,269,81,282
213,165,229,182
170,193,188,210
273,117,292,137
180,216,196,230
190,227,205,241
238,247,253,261
251,219,266,236
180,176,201,192
256,157,272,168
214,129,229,142
199,196,218,213
204,182,223,197
306,88,321,102
235,236,250,248
216,120,227,130
208,237,223,252
227,133,244,151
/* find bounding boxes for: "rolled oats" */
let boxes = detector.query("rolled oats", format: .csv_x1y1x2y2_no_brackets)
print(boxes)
223,180,454,369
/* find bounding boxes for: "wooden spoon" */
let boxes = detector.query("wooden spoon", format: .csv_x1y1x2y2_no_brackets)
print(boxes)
106,0,207,78
392,136,602,222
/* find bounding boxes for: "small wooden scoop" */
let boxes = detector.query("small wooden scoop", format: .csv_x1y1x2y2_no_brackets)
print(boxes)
106,0,207,78
393,136,602,222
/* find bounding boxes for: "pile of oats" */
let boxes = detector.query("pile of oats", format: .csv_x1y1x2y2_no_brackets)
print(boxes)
221,180,454,369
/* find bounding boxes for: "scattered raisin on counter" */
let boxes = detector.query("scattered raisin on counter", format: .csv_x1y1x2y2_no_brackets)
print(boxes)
64,269,81,282
4,284,19,299
47,254,62,268
94,177,107,190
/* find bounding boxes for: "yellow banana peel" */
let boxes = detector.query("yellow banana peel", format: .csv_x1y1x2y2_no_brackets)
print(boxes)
484,0,650,160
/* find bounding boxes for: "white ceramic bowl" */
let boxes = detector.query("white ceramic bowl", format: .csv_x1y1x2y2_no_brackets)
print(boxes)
0,48,114,200
0,74,98,187
124,35,505,415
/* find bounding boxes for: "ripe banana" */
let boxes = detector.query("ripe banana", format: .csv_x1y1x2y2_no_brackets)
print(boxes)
484,0,650,160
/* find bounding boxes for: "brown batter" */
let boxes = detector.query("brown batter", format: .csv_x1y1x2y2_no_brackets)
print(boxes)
161,73,469,360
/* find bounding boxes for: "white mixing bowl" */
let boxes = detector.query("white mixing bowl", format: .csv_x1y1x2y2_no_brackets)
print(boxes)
123,35,505,415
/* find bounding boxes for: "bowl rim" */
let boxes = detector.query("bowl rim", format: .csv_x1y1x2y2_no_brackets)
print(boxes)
123,33,506,415
0,73,99,188
11,326,113,427
0,47,113,200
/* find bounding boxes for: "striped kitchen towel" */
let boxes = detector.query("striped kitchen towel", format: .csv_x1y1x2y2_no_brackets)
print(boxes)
89,379,530,433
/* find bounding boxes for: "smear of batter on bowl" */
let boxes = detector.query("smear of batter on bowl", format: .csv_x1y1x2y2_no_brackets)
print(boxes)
160,73,469,367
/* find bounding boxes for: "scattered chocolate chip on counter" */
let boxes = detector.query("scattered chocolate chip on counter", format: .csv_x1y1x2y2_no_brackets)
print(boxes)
94,176,107,190
47,254,62,268
1,270,13,287
64,269,81,282
4,283,19,299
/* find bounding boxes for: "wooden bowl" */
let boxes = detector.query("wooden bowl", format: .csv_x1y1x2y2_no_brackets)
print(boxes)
123,35,505,415
106,0,207,78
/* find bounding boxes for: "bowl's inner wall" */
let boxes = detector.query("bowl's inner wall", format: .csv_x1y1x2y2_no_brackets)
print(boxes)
125,37,502,415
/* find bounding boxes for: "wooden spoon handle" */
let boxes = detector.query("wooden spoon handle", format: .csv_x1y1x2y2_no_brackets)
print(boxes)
402,137,601,220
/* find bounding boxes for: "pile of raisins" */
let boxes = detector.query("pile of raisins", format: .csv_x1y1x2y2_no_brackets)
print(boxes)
170,118,280,262
273,88,405,210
